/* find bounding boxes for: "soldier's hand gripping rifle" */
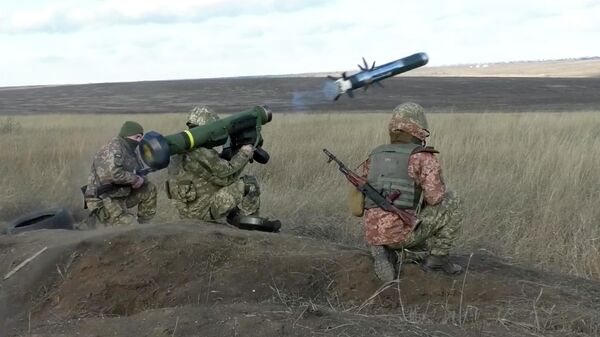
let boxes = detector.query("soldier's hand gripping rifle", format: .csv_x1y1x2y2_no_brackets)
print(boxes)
322,149,421,228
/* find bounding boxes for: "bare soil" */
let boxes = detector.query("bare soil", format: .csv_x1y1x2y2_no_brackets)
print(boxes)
1,76,600,115
406,58,600,78
1,222,599,337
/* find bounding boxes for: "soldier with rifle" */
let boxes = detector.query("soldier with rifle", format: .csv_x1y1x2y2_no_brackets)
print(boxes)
324,102,463,281
82,121,157,227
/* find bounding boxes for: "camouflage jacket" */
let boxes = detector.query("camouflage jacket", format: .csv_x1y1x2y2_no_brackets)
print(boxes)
167,147,252,214
360,150,446,246
86,137,141,198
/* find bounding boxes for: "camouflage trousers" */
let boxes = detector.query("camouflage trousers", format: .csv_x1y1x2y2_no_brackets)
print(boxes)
86,182,157,228
176,175,260,220
386,191,463,258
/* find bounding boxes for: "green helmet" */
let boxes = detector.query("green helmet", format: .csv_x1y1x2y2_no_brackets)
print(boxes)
391,102,428,130
186,105,219,127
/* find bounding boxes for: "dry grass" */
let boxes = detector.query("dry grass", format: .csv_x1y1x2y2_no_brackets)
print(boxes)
1,112,599,281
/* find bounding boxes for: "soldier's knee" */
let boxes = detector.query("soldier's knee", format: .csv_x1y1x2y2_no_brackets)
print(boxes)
442,191,462,208
135,182,158,204
210,190,239,219
143,181,158,196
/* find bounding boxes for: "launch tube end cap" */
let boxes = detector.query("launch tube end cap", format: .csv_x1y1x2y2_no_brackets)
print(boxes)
140,131,171,170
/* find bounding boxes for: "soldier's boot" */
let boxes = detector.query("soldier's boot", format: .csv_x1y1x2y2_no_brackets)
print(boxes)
226,210,281,233
370,245,396,282
114,213,138,226
422,255,463,275
137,216,153,224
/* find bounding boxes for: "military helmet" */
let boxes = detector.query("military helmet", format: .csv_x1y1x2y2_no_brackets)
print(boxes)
187,105,219,127
391,102,428,129
388,102,430,141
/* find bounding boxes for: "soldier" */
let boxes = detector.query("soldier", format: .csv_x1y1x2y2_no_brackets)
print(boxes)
166,106,280,232
83,121,157,227
356,102,463,281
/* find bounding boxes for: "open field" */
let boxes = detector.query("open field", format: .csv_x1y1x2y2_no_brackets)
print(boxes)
2,111,600,336
1,112,599,280
406,58,600,77
1,76,600,115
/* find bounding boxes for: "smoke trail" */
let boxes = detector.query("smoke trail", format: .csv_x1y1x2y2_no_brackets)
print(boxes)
322,80,339,100
291,80,338,111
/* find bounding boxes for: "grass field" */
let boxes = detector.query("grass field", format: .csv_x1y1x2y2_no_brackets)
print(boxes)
1,111,599,281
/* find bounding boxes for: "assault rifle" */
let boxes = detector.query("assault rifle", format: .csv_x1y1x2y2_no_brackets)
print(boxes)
322,148,421,228
80,167,154,209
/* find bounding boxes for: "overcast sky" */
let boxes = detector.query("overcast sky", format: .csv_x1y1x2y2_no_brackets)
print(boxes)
1,0,599,86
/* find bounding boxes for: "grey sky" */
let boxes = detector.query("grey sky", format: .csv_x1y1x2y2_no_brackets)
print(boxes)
1,0,599,86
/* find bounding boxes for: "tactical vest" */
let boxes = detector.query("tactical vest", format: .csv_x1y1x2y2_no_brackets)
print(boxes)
364,143,434,210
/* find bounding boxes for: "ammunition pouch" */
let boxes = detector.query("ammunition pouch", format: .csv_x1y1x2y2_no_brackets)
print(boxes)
347,187,365,217
166,179,197,202
241,175,260,198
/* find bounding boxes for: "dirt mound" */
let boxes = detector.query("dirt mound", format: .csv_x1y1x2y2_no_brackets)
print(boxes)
1,222,599,337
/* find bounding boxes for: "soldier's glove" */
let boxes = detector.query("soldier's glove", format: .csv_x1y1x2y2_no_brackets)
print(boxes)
241,175,260,198
132,175,145,189
240,145,255,157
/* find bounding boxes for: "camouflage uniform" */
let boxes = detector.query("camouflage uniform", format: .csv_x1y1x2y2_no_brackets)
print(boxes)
85,136,157,227
360,103,463,280
167,106,260,221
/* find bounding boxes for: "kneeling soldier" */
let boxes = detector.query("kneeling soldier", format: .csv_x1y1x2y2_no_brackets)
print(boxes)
357,103,463,281
84,121,157,227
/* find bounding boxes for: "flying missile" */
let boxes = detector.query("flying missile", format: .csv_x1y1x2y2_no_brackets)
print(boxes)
328,52,429,100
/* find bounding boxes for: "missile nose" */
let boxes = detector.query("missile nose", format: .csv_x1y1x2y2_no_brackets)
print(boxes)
418,52,429,65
